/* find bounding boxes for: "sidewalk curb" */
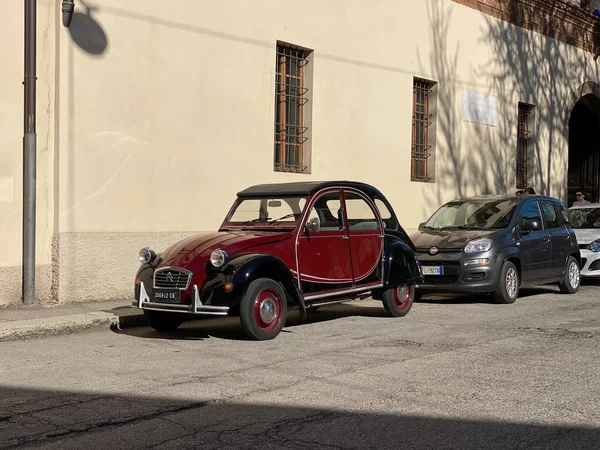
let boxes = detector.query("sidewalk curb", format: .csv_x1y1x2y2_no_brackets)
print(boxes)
0,310,147,342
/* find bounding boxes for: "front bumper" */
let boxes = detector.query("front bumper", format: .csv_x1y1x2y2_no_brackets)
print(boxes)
415,251,502,293
580,249,600,277
133,281,230,316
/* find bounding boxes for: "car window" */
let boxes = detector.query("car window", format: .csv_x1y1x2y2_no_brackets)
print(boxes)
226,197,305,224
424,199,516,229
519,200,543,228
307,191,344,232
375,197,398,230
568,207,600,229
344,192,379,231
540,200,561,229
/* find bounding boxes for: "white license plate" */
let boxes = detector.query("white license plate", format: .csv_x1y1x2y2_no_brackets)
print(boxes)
422,266,444,275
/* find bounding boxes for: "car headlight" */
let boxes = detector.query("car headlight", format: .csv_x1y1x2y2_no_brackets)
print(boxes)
210,249,228,268
138,247,156,264
589,239,600,253
464,238,493,254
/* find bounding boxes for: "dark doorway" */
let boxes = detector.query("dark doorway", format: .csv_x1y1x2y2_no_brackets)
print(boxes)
568,93,600,205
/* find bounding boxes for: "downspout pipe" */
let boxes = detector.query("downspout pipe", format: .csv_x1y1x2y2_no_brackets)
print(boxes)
23,0,37,305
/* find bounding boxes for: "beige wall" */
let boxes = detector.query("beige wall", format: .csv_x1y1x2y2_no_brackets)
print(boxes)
0,0,57,306
0,0,598,305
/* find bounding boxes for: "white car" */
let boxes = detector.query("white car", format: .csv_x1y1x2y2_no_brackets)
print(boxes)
568,203,600,277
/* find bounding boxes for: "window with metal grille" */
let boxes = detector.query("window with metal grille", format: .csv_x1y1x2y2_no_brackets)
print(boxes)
411,78,436,182
516,103,535,189
274,43,312,173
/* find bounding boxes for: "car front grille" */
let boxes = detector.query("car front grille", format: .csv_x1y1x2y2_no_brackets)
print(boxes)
154,268,191,290
423,275,459,284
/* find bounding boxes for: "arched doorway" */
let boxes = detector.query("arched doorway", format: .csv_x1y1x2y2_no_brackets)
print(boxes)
568,93,600,205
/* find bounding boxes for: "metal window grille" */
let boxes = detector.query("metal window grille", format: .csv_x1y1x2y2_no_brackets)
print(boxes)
411,79,434,182
274,44,309,173
516,103,534,189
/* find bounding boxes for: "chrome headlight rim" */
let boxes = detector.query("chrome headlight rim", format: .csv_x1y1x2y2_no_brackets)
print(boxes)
464,238,493,254
138,247,156,264
210,249,229,268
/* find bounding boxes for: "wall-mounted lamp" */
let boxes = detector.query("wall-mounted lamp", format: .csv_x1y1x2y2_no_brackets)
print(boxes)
62,0,75,27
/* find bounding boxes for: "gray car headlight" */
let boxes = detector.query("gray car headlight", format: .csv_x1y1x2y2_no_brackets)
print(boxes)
589,239,600,253
210,249,228,268
138,247,156,264
464,238,493,254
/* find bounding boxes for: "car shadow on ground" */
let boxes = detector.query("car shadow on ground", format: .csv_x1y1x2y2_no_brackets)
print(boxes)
114,302,390,342
416,286,561,304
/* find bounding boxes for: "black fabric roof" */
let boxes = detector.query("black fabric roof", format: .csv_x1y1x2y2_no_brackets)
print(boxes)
237,181,382,198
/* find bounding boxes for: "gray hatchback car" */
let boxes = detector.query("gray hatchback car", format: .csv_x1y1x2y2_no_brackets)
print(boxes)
410,194,581,303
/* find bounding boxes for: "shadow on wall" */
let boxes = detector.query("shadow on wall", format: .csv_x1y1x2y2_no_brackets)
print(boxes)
478,1,599,201
2,385,600,448
67,6,109,56
419,0,598,212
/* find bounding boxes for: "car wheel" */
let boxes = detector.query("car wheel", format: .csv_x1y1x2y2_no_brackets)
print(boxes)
143,310,184,331
239,278,288,340
558,256,580,294
493,261,519,304
382,284,415,317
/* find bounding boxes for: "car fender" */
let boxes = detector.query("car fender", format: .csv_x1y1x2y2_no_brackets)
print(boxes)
209,254,306,315
382,238,423,288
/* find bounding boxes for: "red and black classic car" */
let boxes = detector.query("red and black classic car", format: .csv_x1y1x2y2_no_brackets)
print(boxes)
133,181,423,340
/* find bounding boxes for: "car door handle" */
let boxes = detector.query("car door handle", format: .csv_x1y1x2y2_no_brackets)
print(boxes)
342,236,349,240
543,236,550,242
563,234,570,239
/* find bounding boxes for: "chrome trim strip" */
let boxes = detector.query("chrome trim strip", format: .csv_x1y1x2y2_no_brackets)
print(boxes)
192,285,229,312
138,281,150,308
153,266,193,290
135,282,229,316
144,305,228,316
303,283,383,300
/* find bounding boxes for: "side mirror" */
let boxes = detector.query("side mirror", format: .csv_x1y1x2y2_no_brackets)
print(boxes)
418,222,425,230
522,219,542,233
305,217,320,233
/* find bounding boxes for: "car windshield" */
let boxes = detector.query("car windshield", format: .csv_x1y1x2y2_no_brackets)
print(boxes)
225,196,307,228
423,199,518,230
568,207,600,229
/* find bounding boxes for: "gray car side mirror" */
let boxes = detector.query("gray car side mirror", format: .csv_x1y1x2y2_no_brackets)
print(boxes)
522,219,542,233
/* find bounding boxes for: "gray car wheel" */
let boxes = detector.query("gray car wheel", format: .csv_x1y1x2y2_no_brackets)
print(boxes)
558,256,580,294
493,261,519,304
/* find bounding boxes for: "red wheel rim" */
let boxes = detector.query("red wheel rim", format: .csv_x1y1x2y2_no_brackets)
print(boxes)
252,289,283,332
394,285,413,310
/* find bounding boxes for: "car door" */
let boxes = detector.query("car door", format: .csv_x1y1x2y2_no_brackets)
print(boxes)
518,199,551,283
540,200,571,279
343,190,384,286
296,189,354,296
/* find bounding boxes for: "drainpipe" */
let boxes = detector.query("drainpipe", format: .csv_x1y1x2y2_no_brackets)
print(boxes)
22,0,37,306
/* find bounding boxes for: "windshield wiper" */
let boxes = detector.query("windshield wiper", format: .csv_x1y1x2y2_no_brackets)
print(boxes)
268,214,296,225
241,218,270,226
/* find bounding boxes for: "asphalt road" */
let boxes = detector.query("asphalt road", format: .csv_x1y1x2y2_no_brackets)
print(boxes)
2,281,600,449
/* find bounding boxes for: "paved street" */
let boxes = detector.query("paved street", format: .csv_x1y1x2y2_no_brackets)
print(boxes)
2,281,600,449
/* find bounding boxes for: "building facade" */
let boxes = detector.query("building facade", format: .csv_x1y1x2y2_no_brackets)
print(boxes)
0,0,599,306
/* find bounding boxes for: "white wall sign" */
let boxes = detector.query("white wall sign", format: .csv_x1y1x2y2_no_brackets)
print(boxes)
462,89,498,126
